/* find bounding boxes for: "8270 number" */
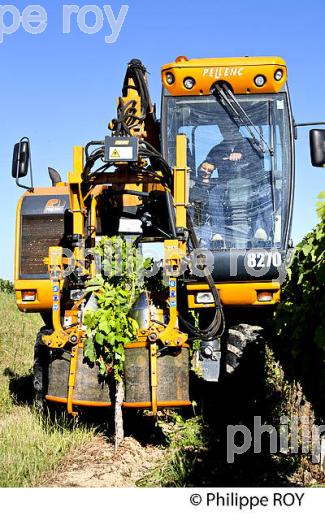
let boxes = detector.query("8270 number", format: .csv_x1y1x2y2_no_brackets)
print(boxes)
246,251,282,268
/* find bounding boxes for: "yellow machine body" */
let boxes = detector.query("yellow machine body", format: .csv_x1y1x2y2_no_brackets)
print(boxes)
13,56,292,414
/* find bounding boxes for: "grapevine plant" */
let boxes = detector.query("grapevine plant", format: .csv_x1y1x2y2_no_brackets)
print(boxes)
0,279,14,294
83,236,149,381
275,192,325,415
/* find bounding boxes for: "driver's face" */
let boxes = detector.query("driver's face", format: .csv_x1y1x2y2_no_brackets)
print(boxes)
200,162,214,183
201,169,212,180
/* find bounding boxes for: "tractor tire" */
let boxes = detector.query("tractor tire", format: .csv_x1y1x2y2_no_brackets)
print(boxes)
225,324,263,375
33,328,51,411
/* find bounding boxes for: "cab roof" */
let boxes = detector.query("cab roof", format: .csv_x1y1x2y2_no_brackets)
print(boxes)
161,56,287,95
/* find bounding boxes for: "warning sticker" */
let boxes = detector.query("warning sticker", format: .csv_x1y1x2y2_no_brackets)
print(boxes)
109,146,133,160
105,136,138,162
110,148,120,159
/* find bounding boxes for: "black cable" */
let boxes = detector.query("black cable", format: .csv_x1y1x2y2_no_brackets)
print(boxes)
85,140,105,162
178,214,225,340
82,146,105,181
114,59,152,137
122,59,150,119
138,140,173,186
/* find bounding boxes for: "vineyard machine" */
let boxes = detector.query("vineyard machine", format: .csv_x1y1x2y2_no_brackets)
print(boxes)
12,56,325,417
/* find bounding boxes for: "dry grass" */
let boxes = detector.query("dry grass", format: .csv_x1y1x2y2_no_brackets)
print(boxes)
0,291,94,487
0,292,42,412
0,406,93,487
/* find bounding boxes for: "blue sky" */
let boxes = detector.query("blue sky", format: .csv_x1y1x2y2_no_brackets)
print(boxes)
0,0,324,280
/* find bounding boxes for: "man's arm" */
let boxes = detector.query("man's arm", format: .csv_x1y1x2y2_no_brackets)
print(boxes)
202,143,242,172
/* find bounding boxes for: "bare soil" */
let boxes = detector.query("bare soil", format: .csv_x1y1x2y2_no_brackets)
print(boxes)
38,435,164,488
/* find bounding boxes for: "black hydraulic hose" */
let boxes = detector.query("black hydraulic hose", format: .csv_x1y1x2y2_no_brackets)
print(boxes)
82,147,105,180
178,214,225,340
115,59,152,137
85,140,105,161
139,140,173,187
122,59,150,119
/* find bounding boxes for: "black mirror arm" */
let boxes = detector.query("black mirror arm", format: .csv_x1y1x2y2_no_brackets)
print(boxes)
294,122,325,128
15,137,34,192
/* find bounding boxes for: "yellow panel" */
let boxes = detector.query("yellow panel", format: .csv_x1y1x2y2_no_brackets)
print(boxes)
15,279,62,312
174,134,188,229
68,146,84,184
14,194,24,282
162,56,287,95
187,281,280,307
20,187,69,196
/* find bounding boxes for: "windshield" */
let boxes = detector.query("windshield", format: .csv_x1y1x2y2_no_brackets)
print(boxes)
164,93,292,250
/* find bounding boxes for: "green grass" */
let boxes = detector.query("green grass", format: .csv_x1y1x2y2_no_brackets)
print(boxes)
137,413,206,487
0,291,94,487
0,407,93,487
0,292,42,412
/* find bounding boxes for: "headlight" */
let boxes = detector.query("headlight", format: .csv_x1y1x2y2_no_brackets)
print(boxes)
183,77,195,89
257,291,273,302
274,69,283,81
165,72,175,85
254,75,266,87
195,292,214,304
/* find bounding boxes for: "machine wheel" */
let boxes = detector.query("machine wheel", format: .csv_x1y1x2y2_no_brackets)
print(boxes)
225,324,263,375
33,328,51,411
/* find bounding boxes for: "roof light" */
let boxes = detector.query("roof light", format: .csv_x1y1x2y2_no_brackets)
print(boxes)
254,75,266,87
274,69,283,81
183,77,195,90
165,72,175,85
196,292,214,304
176,56,188,63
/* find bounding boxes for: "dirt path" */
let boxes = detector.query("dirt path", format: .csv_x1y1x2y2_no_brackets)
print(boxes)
39,435,163,488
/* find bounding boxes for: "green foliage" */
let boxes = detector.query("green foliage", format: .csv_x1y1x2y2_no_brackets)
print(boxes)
137,413,206,487
275,192,325,413
83,237,145,381
0,279,14,294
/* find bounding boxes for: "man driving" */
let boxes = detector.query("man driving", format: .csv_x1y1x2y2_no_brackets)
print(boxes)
195,121,271,246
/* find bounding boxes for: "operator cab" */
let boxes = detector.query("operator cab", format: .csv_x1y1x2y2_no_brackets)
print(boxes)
161,57,294,281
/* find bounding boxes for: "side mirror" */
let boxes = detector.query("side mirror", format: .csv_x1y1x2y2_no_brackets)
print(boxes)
11,137,33,190
12,140,30,178
310,129,325,167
